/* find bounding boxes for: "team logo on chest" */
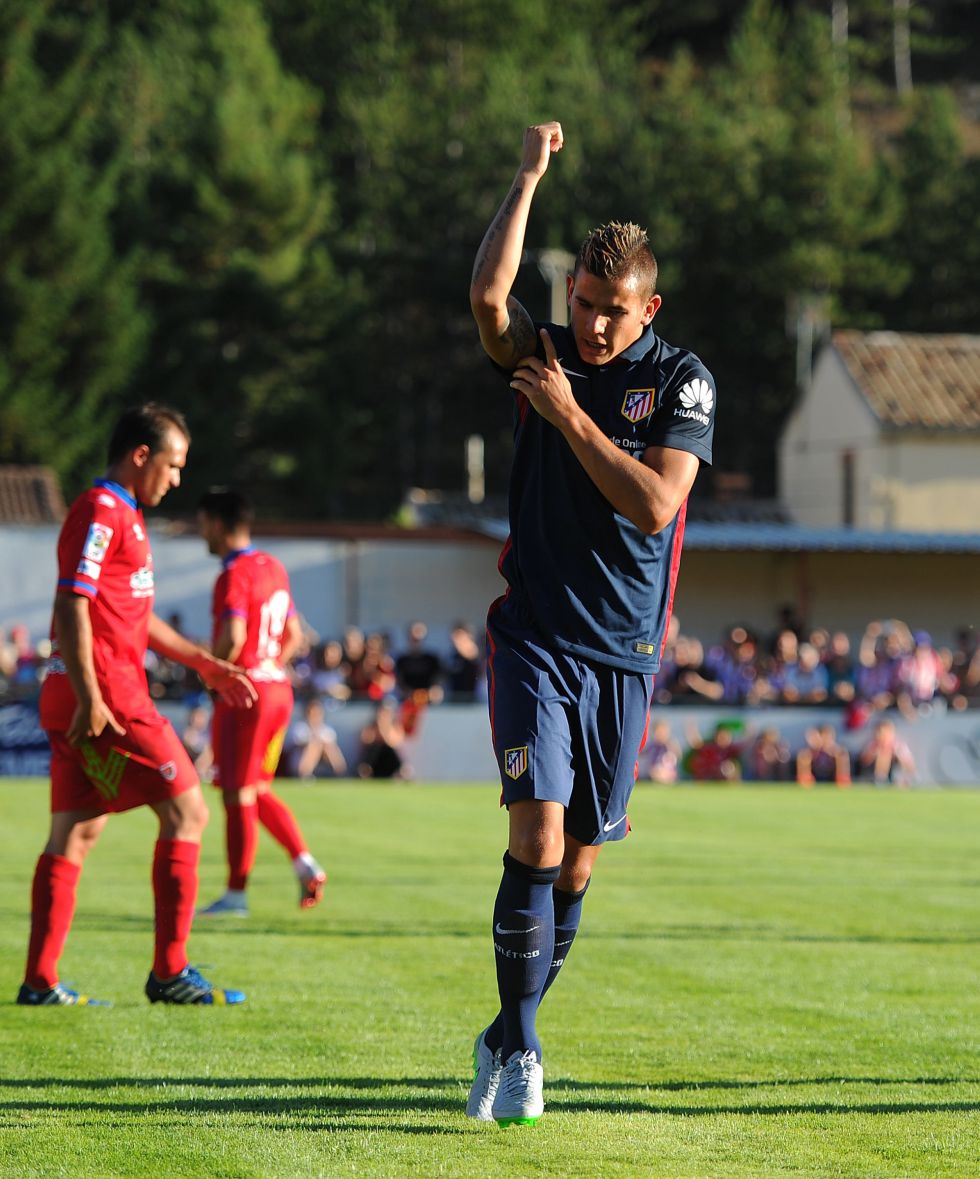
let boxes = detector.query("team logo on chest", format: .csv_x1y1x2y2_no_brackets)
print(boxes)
621,388,656,424
504,746,528,780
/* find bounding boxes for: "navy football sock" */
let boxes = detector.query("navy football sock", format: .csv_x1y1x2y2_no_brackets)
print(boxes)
540,878,590,1000
484,877,591,1055
492,851,560,1062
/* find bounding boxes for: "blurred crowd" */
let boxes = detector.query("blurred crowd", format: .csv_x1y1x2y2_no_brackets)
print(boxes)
5,612,977,717
656,613,980,720
644,715,917,787
3,611,977,787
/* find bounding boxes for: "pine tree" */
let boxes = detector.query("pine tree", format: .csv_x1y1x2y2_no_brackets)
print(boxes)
0,2,147,495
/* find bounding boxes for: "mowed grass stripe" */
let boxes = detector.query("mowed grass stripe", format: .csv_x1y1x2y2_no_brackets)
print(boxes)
1,780,978,1178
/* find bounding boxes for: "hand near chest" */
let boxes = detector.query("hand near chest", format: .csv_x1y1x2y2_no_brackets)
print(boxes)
509,329,581,430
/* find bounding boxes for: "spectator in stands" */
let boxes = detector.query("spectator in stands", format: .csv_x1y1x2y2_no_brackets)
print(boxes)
343,627,370,696
356,700,408,780
763,627,801,703
395,622,443,699
0,626,17,681
936,645,969,711
704,626,766,705
767,605,804,655
394,621,443,735
644,720,681,784
361,631,397,701
896,631,944,717
445,622,483,702
683,721,744,781
744,727,791,782
310,640,352,707
287,698,347,780
9,624,40,688
824,631,856,703
285,620,318,698
663,636,721,703
795,723,851,788
857,718,916,786
180,704,213,780
855,619,908,711
782,642,830,705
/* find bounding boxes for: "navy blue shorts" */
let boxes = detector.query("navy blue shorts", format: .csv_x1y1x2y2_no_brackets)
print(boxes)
486,597,653,846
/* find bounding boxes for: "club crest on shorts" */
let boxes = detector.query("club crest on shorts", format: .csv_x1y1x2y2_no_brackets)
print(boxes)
158,761,178,782
621,388,655,424
504,746,528,780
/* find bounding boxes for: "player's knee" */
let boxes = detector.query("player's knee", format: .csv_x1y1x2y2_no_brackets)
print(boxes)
156,788,209,839
508,826,564,867
557,864,592,894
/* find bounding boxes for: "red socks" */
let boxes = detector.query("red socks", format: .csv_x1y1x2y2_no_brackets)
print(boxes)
25,854,80,990
152,839,200,980
257,791,306,860
225,802,259,891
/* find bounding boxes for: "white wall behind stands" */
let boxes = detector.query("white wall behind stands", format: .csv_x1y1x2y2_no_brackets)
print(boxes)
0,524,503,649
292,702,980,786
1,524,977,651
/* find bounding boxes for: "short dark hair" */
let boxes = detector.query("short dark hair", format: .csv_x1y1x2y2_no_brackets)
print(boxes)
107,403,190,465
197,487,254,532
575,221,658,298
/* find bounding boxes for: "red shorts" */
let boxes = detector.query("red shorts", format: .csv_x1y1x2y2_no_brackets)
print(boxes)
48,711,198,815
212,679,293,790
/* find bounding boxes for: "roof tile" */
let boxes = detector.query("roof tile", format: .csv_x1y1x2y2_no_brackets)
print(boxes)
832,330,980,429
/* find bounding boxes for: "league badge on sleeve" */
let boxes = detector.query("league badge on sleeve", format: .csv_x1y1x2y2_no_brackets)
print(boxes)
504,746,529,780
621,388,656,424
82,523,114,564
77,559,102,581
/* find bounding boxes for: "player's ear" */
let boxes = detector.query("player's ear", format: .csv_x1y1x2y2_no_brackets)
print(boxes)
566,272,575,305
642,294,663,325
132,444,152,468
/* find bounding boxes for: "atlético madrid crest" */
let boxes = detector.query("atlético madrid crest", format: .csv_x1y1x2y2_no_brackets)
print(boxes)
504,746,528,780
621,388,656,423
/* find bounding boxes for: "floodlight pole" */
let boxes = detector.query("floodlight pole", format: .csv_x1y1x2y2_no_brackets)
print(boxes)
527,249,576,325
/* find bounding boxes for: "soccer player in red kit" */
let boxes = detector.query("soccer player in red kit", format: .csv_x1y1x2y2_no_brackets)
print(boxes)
17,404,257,1007
196,489,327,917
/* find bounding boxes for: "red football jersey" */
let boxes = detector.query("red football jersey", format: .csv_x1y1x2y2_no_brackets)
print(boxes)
211,547,295,683
40,479,155,730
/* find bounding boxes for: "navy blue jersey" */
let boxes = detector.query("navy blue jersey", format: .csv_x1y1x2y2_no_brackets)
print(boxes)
495,321,715,673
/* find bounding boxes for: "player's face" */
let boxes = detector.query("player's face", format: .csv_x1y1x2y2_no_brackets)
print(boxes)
196,511,223,555
566,270,661,365
134,428,189,507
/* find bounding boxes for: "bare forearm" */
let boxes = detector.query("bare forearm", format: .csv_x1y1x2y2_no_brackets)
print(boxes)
471,123,563,366
558,413,689,534
53,594,100,704
148,613,209,673
470,169,539,314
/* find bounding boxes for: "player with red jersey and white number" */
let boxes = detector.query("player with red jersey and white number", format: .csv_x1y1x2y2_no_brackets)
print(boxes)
17,404,257,1007
196,488,327,917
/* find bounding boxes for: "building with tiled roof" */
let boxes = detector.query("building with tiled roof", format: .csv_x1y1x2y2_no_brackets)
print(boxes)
0,466,65,524
778,331,980,531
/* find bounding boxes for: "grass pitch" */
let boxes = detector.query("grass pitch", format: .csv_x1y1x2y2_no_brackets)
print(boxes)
1,779,978,1178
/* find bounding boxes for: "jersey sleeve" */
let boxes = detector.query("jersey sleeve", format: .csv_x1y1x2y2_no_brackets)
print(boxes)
644,360,716,465
215,565,248,621
56,500,122,600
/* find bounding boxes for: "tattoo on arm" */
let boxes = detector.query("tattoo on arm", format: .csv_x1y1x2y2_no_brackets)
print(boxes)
499,303,536,361
471,184,524,286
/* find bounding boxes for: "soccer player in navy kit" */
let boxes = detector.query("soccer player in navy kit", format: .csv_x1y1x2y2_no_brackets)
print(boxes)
466,123,716,1124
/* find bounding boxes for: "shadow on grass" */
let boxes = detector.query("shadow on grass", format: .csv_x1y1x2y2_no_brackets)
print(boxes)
59,917,980,946
1,1075,979,1123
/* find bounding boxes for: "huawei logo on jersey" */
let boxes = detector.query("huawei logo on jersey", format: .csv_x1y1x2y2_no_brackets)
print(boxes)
675,378,714,425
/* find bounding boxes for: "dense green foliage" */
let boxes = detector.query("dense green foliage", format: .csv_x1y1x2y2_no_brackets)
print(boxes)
1,0,977,512
2,781,979,1177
